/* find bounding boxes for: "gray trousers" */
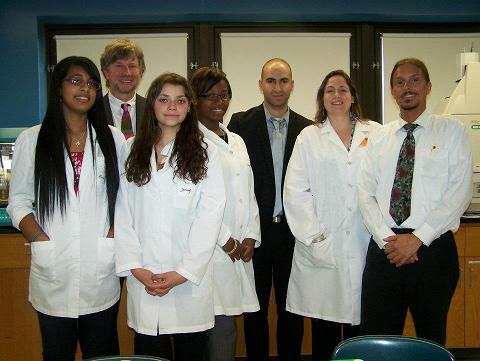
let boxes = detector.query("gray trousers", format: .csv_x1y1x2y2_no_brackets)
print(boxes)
204,315,237,361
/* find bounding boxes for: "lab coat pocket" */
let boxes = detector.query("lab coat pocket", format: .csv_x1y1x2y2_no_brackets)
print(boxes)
97,237,115,280
30,240,56,281
296,238,336,269
173,183,195,209
310,237,336,268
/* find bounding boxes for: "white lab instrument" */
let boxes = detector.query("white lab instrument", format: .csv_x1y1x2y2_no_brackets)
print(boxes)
434,51,480,214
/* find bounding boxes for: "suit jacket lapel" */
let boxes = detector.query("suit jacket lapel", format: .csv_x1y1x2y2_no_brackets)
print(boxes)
254,105,275,183
103,94,114,126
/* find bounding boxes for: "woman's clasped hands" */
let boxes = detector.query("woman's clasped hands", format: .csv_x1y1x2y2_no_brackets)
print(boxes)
132,268,187,297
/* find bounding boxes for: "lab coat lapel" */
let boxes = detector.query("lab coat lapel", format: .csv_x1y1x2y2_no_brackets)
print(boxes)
322,120,346,151
78,128,94,195
349,121,370,154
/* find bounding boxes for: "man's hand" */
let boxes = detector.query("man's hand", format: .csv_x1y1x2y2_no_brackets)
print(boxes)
385,233,422,267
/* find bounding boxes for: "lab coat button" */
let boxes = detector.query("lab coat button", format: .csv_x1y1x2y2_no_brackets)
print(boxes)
346,230,351,235
347,161,352,165
239,199,243,203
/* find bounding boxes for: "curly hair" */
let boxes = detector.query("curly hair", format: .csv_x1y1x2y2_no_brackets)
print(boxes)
314,69,365,124
125,72,208,186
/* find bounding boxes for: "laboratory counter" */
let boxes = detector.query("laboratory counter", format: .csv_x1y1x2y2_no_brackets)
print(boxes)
0,222,479,360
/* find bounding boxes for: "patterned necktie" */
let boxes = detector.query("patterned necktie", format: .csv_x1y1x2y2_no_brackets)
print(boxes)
389,123,418,225
121,103,133,138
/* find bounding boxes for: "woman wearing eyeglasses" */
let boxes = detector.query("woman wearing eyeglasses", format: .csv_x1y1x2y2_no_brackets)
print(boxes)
7,56,125,361
283,70,381,360
190,67,260,361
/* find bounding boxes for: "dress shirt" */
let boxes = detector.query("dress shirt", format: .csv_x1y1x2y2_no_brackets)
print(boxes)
108,93,137,133
264,104,289,217
357,111,472,249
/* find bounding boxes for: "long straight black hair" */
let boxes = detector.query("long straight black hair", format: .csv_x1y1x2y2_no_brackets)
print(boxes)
34,56,119,226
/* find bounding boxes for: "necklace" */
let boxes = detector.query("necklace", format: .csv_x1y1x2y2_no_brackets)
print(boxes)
68,129,87,149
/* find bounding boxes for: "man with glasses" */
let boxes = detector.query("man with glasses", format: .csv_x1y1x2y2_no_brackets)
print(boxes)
357,58,472,345
100,38,146,137
228,58,311,361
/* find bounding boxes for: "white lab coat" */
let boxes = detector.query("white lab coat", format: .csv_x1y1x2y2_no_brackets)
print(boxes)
7,124,126,318
115,138,226,335
199,122,260,315
283,120,380,324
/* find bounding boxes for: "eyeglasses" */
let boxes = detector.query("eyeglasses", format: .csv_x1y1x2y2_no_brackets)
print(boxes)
200,92,231,102
63,77,101,91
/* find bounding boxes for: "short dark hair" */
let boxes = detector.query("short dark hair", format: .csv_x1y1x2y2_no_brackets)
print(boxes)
390,58,430,88
314,69,364,124
190,66,232,102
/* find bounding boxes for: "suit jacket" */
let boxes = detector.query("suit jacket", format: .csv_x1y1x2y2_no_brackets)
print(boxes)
228,104,312,228
103,93,146,134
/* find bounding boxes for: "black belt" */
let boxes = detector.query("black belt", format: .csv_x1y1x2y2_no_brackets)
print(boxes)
391,228,414,234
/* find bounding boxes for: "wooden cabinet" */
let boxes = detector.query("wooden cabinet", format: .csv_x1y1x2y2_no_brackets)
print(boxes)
465,224,480,347
403,223,480,348
0,233,135,360
1,223,479,360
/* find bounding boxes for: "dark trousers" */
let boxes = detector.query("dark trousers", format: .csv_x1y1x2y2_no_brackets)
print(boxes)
244,220,304,361
311,319,359,360
360,230,459,345
134,330,207,361
37,302,119,361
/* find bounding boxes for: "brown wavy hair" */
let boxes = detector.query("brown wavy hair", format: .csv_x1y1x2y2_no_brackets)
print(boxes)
125,72,208,186
314,69,365,124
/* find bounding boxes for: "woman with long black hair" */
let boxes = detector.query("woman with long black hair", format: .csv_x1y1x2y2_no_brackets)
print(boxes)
8,56,125,361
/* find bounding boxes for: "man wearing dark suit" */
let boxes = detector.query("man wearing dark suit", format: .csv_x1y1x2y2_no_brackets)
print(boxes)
228,58,312,361
100,38,146,137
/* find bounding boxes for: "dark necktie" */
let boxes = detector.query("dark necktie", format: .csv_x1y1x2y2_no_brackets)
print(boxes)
389,123,418,225
121,103,133,138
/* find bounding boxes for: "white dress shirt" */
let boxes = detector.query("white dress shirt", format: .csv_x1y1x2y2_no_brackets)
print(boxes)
8,125,127,317
283,120,380,324
357,111,472,249
199,122,260,315
115,138,226,335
